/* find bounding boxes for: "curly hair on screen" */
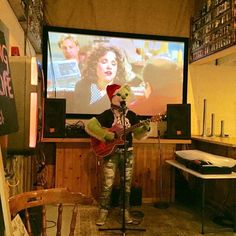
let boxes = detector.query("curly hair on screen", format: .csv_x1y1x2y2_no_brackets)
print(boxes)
81,43,127,84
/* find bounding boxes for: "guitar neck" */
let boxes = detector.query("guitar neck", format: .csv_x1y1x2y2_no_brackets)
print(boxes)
117,119,150,136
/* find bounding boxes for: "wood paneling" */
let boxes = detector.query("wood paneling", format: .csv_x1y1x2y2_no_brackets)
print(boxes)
53,140,187,202
55,142,100,199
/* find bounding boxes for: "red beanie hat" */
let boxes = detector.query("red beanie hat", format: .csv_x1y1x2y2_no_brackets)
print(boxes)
106,84,121,101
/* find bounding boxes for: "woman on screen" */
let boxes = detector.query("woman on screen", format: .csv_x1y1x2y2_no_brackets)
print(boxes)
74,44,130,114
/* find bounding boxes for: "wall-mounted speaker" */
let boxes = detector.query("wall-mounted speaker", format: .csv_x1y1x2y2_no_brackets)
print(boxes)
8,57,40,155
43,98,66,138
167,104,191,139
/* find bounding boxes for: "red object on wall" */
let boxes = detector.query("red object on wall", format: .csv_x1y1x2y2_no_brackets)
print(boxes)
11,47,20,56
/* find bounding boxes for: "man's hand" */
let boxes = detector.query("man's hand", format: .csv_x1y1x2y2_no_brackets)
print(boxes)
142,124,151,132
104,131,115,141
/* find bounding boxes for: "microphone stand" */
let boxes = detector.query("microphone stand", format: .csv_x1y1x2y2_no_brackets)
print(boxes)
99,101,146,235
121,101,128,233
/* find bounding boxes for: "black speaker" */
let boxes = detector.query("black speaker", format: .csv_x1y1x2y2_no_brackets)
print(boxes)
167,104,191,139
43,98,66,138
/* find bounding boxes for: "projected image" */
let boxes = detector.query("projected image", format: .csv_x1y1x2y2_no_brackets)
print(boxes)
44,27,187,117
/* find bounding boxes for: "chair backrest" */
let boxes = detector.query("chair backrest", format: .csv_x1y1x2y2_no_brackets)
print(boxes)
8,188,93,236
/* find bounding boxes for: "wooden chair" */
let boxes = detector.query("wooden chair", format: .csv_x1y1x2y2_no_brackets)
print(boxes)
8,188,94,236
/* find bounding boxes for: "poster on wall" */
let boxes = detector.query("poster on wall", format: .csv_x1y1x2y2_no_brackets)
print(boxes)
0,30,18,136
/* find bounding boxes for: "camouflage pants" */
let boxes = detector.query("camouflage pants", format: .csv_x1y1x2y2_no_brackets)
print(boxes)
99,150,134,210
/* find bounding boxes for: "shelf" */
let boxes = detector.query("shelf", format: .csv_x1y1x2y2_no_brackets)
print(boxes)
190,43,236,65
192,8,231,32
41,137,192,144
193,0,232,23
192,135,236,147
190,0,235,62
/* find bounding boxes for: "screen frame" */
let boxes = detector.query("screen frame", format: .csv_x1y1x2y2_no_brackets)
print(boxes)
42,25,189,120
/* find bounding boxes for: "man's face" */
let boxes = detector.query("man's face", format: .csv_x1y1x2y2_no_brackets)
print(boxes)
61,39,80,59
111,92,123,106
111,88,130,107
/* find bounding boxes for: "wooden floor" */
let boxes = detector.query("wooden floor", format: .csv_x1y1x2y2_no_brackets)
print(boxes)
45,202,235,236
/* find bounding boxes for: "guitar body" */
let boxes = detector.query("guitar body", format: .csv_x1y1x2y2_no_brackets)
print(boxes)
90,125,124,158
90,115,162,158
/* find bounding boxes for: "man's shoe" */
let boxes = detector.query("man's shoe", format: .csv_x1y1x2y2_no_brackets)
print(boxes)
96,209,108,226
120,209,133,224
125,209,133,224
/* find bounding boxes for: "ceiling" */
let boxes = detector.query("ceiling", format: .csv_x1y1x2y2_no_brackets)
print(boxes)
8,0,236,65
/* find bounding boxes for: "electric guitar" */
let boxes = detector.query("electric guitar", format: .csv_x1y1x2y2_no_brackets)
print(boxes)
90,115,163,158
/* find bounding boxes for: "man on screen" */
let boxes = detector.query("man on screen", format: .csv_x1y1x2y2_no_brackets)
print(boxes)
129,57,183,116
58,34,82,68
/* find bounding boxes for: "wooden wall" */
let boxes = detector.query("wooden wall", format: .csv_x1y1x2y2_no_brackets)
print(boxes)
53,140,187,202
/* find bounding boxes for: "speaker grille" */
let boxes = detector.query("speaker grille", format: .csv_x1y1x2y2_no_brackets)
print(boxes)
43,98,66,138
167,104,191,139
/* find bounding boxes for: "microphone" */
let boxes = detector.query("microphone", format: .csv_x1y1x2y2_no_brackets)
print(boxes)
120,100,126,108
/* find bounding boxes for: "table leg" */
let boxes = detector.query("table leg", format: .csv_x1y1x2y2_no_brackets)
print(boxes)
201,180,206,234
234,180,236,232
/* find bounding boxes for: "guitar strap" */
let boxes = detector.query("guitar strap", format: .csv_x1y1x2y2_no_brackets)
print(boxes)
111,107,129,129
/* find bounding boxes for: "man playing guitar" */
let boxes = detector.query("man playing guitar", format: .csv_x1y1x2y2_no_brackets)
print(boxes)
85,84,151,226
